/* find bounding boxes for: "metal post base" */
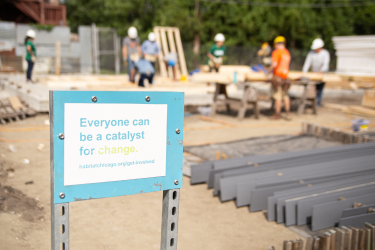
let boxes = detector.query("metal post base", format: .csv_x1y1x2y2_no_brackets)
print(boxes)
161,189,180,250
52,203,69,250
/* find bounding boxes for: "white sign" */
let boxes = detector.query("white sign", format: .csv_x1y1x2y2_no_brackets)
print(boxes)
64,103,167,186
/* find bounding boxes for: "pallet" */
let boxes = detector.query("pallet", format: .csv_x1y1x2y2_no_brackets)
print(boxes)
0,96,36,124
153,26,188,79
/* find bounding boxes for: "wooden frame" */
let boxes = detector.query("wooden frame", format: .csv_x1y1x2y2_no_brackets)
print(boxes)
153,27,188,79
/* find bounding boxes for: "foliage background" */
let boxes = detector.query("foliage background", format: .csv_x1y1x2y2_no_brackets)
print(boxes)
65,0,375,70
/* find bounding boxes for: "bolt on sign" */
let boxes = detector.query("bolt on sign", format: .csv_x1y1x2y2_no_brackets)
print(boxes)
50,91,184,250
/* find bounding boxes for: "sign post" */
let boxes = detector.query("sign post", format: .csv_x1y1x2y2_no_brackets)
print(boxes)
50,91,184,250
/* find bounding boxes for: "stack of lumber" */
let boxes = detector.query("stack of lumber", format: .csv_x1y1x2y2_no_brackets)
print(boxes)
323,102,375,118
274,222,375,250
190,142,375,231
302,122,373,144
191,68,345,84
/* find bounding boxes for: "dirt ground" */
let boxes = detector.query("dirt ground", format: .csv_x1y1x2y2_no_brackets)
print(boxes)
1,108,374,250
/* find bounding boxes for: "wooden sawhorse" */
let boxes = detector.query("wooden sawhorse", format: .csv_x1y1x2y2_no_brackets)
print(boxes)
211,82,259,120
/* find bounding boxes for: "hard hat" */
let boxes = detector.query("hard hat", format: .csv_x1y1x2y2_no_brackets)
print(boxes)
214,33,225,42
274,36,286,44
168,60,176,67
148,32,156,42
261,42,269,49
26,29,36,38
128,26,138,39
311,38,324,50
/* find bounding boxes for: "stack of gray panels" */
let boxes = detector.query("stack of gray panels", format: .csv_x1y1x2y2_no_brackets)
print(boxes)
190,142,375,231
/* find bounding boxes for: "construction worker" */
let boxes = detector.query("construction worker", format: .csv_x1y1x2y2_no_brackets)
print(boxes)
122,26,141,83
25,29,37,83
207,33,226,72
163,52,178,81
257,42,272,67
302,38,330,107
135,59,155,87
141,32,160,69
267,36,292,120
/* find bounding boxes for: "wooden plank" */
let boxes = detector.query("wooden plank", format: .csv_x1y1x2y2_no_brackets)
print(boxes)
167,29,181,79
159,28,172,78
330,230,337,250
359,229,366,250
350,227,360,250
8,96,23,110
153,27,167,77
55,41,61,76
362,89,375,109
364,223,375,250
306,237,314,250
173,28,188,76
337,228,346,250
313,237,321,250
342,226,353,250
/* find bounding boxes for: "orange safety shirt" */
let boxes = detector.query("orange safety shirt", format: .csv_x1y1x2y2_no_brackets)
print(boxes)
272,48,291,79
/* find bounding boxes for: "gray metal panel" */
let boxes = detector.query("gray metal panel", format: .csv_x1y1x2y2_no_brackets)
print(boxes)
16,24,70,45
209,146,371,188
274,181,375,223
297,184,375,226
284,174,375,226
311,194,375,231
190,161,215,184
212,142,375,170
78,26,93,74
0,21,16,48
219,155,375,202
16,45,80,57
250,170,375,211
339,213,375,229
243,168,375,208
214,147,375,193
207,142,375,187
341,204,375,218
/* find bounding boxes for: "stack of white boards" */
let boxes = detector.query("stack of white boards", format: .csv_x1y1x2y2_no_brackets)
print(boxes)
332,35,375,77
190,142,375,231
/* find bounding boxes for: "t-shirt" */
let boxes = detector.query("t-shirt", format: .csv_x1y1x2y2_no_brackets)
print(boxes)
135,59,155,74
25,40,36,61
122,36,140,56
272,48,291,79
207,44,226,64
141,40,160,55
302,49,330,73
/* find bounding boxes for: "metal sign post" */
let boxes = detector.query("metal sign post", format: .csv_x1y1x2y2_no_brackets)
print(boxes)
50,91,184,250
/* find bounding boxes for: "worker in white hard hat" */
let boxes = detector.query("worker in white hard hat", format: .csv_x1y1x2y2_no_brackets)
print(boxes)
141,32,160,69
25,30,37,83
302,38,330,106
207,33,226,72
122,26,141,83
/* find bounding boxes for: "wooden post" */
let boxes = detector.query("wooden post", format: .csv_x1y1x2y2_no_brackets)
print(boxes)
55,41,61,76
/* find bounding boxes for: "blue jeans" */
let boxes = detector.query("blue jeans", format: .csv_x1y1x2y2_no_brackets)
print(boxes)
26,60,34,81
315,82,325,106
138,73,154,87
127,56,136,82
